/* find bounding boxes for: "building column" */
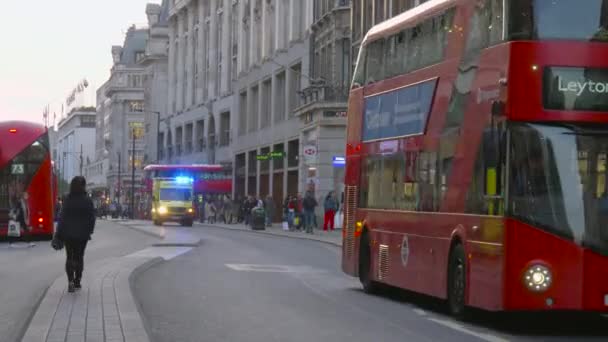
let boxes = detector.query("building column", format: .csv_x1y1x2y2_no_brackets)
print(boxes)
186,7,195,108
257,81,263,131
270,73,277,127
285,65,292,121
237,0,246,74
255,148,261,196
247,87,254,132
244,151,250,195
261,0,269,59
282,139,288,199
208,0,218,99
288,0,296,42
196,1,205,103
274,0,283,50
168,19,176,114
176,12,185,111
221,0,232,94
249,0,257,66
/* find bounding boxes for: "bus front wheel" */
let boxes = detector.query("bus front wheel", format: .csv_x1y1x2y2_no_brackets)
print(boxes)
153,220,162,226
181,219,193,227
448,243,467,318
359,231,380,294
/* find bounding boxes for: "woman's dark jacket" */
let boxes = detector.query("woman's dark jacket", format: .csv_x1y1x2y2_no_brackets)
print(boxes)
57,193,96,241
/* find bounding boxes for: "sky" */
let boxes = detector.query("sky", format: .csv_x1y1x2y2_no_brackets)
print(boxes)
0,0,159,125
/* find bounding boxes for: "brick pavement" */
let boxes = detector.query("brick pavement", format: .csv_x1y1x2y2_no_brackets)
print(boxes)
21,256,156,342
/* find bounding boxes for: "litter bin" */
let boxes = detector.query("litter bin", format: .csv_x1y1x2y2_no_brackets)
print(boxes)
251,207,266,230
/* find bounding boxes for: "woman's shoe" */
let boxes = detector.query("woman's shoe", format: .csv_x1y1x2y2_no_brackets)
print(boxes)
68,282,75,293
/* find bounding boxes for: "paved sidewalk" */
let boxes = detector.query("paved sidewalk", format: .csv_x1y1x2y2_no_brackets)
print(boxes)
21,256,157,342
113,218,342,246
198,222,343,247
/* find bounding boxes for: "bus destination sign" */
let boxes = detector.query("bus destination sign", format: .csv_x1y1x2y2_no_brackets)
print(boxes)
544,67,608,112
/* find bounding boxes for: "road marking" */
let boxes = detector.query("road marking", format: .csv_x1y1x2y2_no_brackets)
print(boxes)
412,308,427,316
0,242,36,250
127,246,192,260
225,264,325,273
428,318,509,342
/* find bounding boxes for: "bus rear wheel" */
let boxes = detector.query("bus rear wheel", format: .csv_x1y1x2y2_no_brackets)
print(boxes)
359,231,380,293
448,243,467,318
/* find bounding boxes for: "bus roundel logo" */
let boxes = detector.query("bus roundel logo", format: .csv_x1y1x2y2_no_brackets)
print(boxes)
401,235,410,268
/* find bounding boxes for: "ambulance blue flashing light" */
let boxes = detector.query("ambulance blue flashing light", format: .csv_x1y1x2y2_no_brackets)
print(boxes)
175,176,194,184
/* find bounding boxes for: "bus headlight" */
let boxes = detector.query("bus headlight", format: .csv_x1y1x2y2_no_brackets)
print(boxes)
524,265,552,292
151,208,156,213
158,206,168,215
187,208,194,213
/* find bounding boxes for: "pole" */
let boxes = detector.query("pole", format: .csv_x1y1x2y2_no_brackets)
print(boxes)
156,112,161,162
79,144,83,176
117,152,121,205
131,128,136,219
62,153,66,196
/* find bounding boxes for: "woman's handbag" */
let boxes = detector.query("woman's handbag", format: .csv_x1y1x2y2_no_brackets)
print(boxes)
51,234,64,251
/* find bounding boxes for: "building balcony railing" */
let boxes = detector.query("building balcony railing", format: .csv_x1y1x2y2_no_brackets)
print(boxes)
298,85,349,108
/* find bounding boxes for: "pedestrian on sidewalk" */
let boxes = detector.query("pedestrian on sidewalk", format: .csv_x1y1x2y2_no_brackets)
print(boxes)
302,191,318,234
264,195,275,227
56,176,96,293
323,191,338,231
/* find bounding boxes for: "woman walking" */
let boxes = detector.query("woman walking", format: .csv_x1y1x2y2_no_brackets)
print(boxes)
56,176,96,293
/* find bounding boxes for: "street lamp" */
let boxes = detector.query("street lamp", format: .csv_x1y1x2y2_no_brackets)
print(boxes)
131,127,136,220
63,145,84,184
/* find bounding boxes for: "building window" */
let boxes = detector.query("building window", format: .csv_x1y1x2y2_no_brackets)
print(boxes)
128,101,145,112
128,122,145,141
288,139,299,168
239,91,248,136
220,112,231,146
275,71,286,122
196,120,205,151
135,51,145,63
249,85,259,133
261,79,272,128
289,63,302,112
185,123,194,154
80,116,96,128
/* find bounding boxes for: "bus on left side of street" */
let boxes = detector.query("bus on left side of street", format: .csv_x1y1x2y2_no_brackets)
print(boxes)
0,121,55,240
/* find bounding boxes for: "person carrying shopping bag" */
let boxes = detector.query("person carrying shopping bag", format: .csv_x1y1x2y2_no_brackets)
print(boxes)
56,176,96,293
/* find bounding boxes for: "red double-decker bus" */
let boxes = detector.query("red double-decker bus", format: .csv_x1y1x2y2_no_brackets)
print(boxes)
143,164,232,195
0,121,55,240
342,0,608,316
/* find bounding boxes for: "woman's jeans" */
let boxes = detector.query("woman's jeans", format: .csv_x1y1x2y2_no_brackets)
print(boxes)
287,210,295,228
65,239,88,283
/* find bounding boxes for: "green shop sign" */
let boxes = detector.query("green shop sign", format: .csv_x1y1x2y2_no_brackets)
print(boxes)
256,151,285,160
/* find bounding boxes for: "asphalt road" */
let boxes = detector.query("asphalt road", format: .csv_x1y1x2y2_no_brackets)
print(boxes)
133,225,608,342
0,220,155,342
